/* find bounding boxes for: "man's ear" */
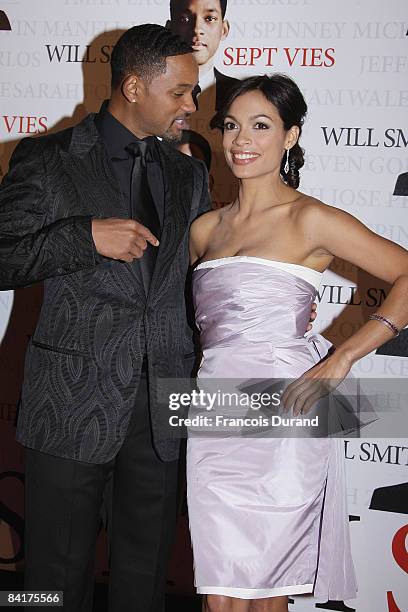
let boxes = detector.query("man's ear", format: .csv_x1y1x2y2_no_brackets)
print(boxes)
121,74,145,104
221,19,230,41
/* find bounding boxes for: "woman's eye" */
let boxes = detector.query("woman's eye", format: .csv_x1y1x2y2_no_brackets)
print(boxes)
223,122,237,130
254,122,269,129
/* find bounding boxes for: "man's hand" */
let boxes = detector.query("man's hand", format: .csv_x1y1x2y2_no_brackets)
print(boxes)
306,302,317,332
92,218,159,263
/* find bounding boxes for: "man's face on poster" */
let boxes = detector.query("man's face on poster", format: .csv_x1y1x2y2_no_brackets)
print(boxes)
170,0,229,67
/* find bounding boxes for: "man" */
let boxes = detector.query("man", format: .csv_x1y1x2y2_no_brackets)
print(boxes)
168,0,238,111
0,24,210,611
167,0,239,206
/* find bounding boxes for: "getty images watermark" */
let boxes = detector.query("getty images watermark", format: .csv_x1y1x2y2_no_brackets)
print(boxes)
167,387,320,431
154,377,408,439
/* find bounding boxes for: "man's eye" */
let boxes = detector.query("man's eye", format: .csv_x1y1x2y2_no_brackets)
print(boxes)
174,93,184,97
205,15,217,22
223,122,237,130
254,122,269,129
180,15,190,23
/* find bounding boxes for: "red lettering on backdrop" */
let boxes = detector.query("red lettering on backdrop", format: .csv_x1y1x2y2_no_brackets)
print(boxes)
38,116,47,131
392,524,408,573
284,48,301,66
3,116,17,132
387,591,401,612
386,524,408,612
325,48,335,67
25,116,37,133
2,115,48,134
236,48,247,65
223,47,335,68
249,47,262,65
309,48,324,66
223,46,234,66
264,48,278,66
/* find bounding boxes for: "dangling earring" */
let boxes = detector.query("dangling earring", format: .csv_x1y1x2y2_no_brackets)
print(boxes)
284,149,290,174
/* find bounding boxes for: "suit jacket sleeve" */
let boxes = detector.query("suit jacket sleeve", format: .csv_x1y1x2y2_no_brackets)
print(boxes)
0,138,98,290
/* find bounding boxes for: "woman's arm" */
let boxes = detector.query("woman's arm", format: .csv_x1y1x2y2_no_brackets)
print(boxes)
189,210,217,266
283,202,408,414
189,219,201,266
317,204,408,361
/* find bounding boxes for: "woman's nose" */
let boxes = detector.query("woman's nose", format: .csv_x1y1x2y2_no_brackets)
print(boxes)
233,130,251,146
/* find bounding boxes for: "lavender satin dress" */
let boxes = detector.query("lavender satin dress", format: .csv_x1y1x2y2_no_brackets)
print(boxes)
187,256,357,600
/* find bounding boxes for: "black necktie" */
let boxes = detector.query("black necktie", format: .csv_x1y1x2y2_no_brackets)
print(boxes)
126,139,161,295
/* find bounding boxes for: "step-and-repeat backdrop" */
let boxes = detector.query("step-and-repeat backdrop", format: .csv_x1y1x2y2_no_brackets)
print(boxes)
0,1,407,610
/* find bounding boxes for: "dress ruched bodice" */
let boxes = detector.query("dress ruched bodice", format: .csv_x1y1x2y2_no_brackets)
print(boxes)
194,257,322,349
192,257,331,377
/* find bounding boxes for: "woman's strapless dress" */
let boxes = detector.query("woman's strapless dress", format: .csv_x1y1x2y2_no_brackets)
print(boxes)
187,256,357,601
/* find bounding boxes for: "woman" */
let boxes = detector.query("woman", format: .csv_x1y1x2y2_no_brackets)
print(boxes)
187,74,408,612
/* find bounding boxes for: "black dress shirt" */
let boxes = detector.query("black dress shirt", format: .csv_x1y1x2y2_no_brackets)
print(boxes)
94,101,164,228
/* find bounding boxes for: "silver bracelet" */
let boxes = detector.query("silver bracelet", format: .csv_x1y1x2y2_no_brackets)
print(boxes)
368,314,400,337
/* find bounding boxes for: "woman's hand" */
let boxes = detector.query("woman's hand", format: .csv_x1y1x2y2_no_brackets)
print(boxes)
306,302,317,332
281,351,353,416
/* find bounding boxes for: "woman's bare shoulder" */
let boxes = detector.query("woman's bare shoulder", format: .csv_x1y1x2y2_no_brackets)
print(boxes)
190,208,221,233
293,194,368,251
190,208,222,262
293,193,342,224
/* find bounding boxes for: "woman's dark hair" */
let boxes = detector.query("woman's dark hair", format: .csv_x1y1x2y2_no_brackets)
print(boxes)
180,130,212,171
211,74,307,188
111,24,192,88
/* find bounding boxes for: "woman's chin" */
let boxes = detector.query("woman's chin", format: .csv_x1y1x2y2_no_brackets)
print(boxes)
232,166,259,179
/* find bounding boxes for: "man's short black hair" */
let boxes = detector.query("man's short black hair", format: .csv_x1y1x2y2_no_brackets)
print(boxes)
170,0,228,20
111,23,193,88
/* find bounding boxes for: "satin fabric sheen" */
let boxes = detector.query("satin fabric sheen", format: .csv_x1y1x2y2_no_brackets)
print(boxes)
187,258,357,600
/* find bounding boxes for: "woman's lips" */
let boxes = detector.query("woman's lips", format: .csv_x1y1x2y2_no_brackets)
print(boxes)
231,152,260,165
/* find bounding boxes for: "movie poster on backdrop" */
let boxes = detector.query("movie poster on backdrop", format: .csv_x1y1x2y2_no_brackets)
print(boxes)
0,1,407,610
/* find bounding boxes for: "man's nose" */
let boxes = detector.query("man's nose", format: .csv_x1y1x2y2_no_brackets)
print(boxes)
181,92,197,114
193,15,205,35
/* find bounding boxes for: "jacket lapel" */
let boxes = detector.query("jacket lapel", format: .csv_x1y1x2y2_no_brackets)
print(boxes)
148,142,192,301
60,118,193,304
59,114,129,219
59,114,146,300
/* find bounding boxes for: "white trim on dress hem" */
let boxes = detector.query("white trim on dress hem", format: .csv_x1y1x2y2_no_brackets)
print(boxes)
197,583,314,599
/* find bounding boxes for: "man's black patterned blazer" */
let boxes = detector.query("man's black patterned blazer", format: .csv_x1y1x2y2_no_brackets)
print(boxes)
0,114,211,463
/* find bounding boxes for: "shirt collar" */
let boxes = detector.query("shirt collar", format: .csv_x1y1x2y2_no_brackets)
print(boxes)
95,100,160,161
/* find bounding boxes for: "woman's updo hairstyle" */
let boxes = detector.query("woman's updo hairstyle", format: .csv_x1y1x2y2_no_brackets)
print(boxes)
211,74,307,189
